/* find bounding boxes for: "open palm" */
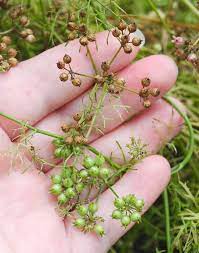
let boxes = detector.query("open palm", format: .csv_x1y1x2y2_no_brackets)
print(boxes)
0,30,183,253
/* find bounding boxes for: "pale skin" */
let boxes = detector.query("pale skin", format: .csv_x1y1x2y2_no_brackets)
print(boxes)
0,30,184,253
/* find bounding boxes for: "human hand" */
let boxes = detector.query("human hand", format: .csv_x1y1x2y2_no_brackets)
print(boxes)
0,30,183,253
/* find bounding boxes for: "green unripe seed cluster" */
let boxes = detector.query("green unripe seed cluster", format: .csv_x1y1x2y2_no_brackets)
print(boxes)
74,203,105,236
52,139,72,158
82,155,111,180
112,195,144,227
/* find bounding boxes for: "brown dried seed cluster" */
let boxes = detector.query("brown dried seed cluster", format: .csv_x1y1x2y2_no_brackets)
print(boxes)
60,111,93,145
112,20,142,55
9,5,36,43
108,76,126,94
66,11,96,46
172,36,199,71
57,54,82,87
0,0,8,8
0,36,18,72
139,78,160,108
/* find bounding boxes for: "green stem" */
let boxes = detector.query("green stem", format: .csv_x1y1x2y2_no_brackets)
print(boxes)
109,46,122,66
86,45,98,74
85,83,107,138
0,111,63,139
146,0,170,32
0,111,122,171
163,96,195,174
163,189,172,253
181,0,199,18
104,179,119,198
86,145,121,170
0,28,14,35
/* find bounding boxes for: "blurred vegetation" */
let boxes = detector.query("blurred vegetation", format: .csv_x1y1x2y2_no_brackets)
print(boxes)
0,0,199,252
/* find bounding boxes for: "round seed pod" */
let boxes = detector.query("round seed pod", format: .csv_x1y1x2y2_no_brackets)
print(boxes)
94,75,104,84
87,34,96,42
67,22,77,31
50,184,62,195
65,187,76,198
74,136,87,144
118,21,127,31
68,13,76,22
101,61,110,71
143,100,151,108
108,84,116,94
114,198,125,209
51,174,62,184
59,72,68,82
25,28,33,35
10,10,18,19
1,61,10,71
73,113,81,121
79,170,88,179
77,205,88,216
74,218,86,228
79,36,88,46
187,53,197,63
72,78,81,87
63,54,71,64
76,183,84,193
74,135,83,144
78,24,87,33
120,35,129,46
20,30,28,38
61,124,71,132
0,42,7,51
88,166,100,177
128,23,137,33
26,34,36,43
20,16,29,26
83,156,95,168
116,78,125,87
150,88,160,97
88,202,98,213
121,215,131,227
139,87,149,98
130,212,141,222
112,210,122,219
63,178,73,188
112,28,121,37
68,32,76,40
2,36,12,45
94,224,105,237
65,136,73,144
7,48,17,57
123,44,132,54
57,61,65,69
58,193,68,205
8,57,18,67
132,37,142,46
141,77,151,87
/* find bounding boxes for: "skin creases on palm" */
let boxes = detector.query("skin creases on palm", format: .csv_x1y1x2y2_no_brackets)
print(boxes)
0,30,183,253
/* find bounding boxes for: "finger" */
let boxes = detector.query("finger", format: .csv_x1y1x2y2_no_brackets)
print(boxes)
0,30,143,138
0,128,68,253
92,98,184,163
49,98,184,178
63,155,170,253
97,155,171,249
23,55,178,169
